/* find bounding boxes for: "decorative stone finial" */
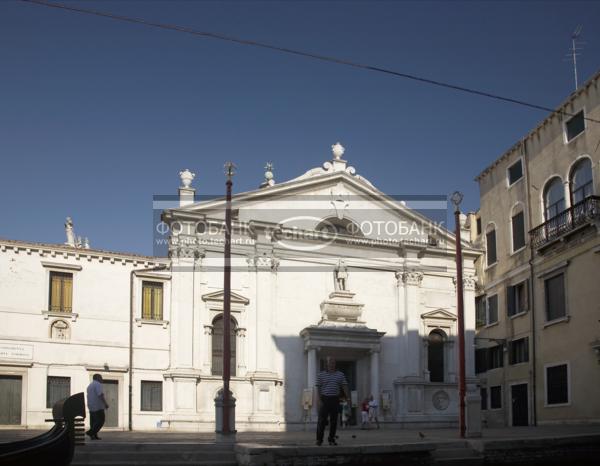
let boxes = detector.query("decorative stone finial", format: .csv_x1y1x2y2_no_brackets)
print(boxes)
332,142,345,160
179,169,195,188
260,162,275,188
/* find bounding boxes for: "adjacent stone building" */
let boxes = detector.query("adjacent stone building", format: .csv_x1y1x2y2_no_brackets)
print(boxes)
0,145,480,431
474,70,600,426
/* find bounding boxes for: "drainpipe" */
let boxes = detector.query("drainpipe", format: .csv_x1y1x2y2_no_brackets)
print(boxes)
522,139,538,426
129,264,168,431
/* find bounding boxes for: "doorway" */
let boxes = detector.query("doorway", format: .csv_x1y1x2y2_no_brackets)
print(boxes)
320,359,357,425
511,383,528,426
103,380,119,427
0,375,22,425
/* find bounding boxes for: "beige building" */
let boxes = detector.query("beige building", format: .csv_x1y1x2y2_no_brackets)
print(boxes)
473,70,600,427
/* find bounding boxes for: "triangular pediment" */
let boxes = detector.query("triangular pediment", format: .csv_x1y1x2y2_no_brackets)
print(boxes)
420,309,457,321
170,172,454,247
201,290,249,305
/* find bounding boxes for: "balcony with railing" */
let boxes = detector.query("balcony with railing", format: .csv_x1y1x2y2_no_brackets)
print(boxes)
530,196,600,250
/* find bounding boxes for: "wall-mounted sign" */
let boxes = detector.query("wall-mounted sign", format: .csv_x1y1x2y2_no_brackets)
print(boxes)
0,342,34,361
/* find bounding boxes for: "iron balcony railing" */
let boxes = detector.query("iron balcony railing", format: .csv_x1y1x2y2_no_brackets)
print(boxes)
530,196,599,249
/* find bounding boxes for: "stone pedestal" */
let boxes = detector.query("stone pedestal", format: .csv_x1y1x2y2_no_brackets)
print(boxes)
465,382,482,438
319,290,364,324
215,389,236,443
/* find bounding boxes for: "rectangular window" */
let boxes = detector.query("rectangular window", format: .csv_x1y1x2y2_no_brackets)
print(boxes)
508,160,523,185
476,217,482,236
546,364,569,405
49,272,73,313
46,376,70,409
490,385,502,409
475,348,488,374
487,295,498,325
511,211,526,251
565,110,585,142
507,281,528,317
509,337,529,365
486,229,497,266
481,387,487,410
142,282,163,320
475,296,486,328
488,345,504,370
141,381,163,411
545,274,566,321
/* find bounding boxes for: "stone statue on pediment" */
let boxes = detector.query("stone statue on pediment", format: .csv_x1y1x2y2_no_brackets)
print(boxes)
334,259,348,291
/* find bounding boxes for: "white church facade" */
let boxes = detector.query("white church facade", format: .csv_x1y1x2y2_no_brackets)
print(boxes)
0,145,481,431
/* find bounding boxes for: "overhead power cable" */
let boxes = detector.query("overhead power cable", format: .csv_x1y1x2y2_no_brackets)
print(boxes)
19,0,600,124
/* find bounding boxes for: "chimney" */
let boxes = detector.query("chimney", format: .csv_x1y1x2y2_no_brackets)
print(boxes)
178,169,196,207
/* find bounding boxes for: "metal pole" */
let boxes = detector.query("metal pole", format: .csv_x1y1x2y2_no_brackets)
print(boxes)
451,192,466,439
222,162,234,434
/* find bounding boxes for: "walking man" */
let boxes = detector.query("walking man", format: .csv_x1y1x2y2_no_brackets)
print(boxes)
315,357,350,446
86,374,109,440
368,394,380,429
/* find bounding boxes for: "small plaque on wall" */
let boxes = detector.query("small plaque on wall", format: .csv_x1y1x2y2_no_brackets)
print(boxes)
0,342,33,361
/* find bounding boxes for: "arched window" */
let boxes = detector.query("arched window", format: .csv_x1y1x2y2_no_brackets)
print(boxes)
543,177,565,221
570,158,593,205
428,330,446,383
316,217,363,236
212,315,237,376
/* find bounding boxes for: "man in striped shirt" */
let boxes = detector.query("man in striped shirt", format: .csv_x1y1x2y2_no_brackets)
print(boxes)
315,357,350,445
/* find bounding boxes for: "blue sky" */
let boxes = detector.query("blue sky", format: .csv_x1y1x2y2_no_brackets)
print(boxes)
1,0,599,255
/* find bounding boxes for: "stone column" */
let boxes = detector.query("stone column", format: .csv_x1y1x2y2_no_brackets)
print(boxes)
203,325,213,375
422,338,430,382
446,340,456,383
236,328,247,377
307,347,318,418
170,254,196,369
249,254,279,373
403,270,423,379
463,276,477,379
394,271,408,379
370,350,380,398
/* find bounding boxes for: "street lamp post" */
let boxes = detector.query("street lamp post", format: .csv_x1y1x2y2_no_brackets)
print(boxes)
450,191,466,439
222,162,235,435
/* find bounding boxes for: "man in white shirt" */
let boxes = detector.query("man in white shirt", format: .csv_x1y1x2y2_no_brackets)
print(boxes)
368,394,380,429
86,374,109,440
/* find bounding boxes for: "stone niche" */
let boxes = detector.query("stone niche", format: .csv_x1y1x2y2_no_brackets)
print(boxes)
319,290,365,325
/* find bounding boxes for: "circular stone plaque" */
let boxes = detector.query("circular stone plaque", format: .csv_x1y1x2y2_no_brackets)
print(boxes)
432,390,450,411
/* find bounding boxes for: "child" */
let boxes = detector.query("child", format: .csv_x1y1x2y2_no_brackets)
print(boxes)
360,398,370,429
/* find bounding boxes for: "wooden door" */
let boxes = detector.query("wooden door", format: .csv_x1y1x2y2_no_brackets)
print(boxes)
103,380,119,427
0,375,22,425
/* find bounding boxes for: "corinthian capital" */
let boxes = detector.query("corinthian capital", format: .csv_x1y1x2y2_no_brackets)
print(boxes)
452,275,478,291
402,270,424,286
247,254,279,271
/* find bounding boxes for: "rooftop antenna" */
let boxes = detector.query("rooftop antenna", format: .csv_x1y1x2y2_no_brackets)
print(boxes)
567,25,584,90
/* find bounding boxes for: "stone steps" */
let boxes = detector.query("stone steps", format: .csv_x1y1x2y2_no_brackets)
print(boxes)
72,442,237,466
432,445,483,466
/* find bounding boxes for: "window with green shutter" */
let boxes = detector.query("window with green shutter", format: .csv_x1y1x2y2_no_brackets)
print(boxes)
545,274,566,322
546,364,569,405
141,381,162,411
47,376,70,409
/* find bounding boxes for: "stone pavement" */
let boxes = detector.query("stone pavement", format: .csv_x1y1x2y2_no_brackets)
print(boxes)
2,423,600,444
1,425,599,465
